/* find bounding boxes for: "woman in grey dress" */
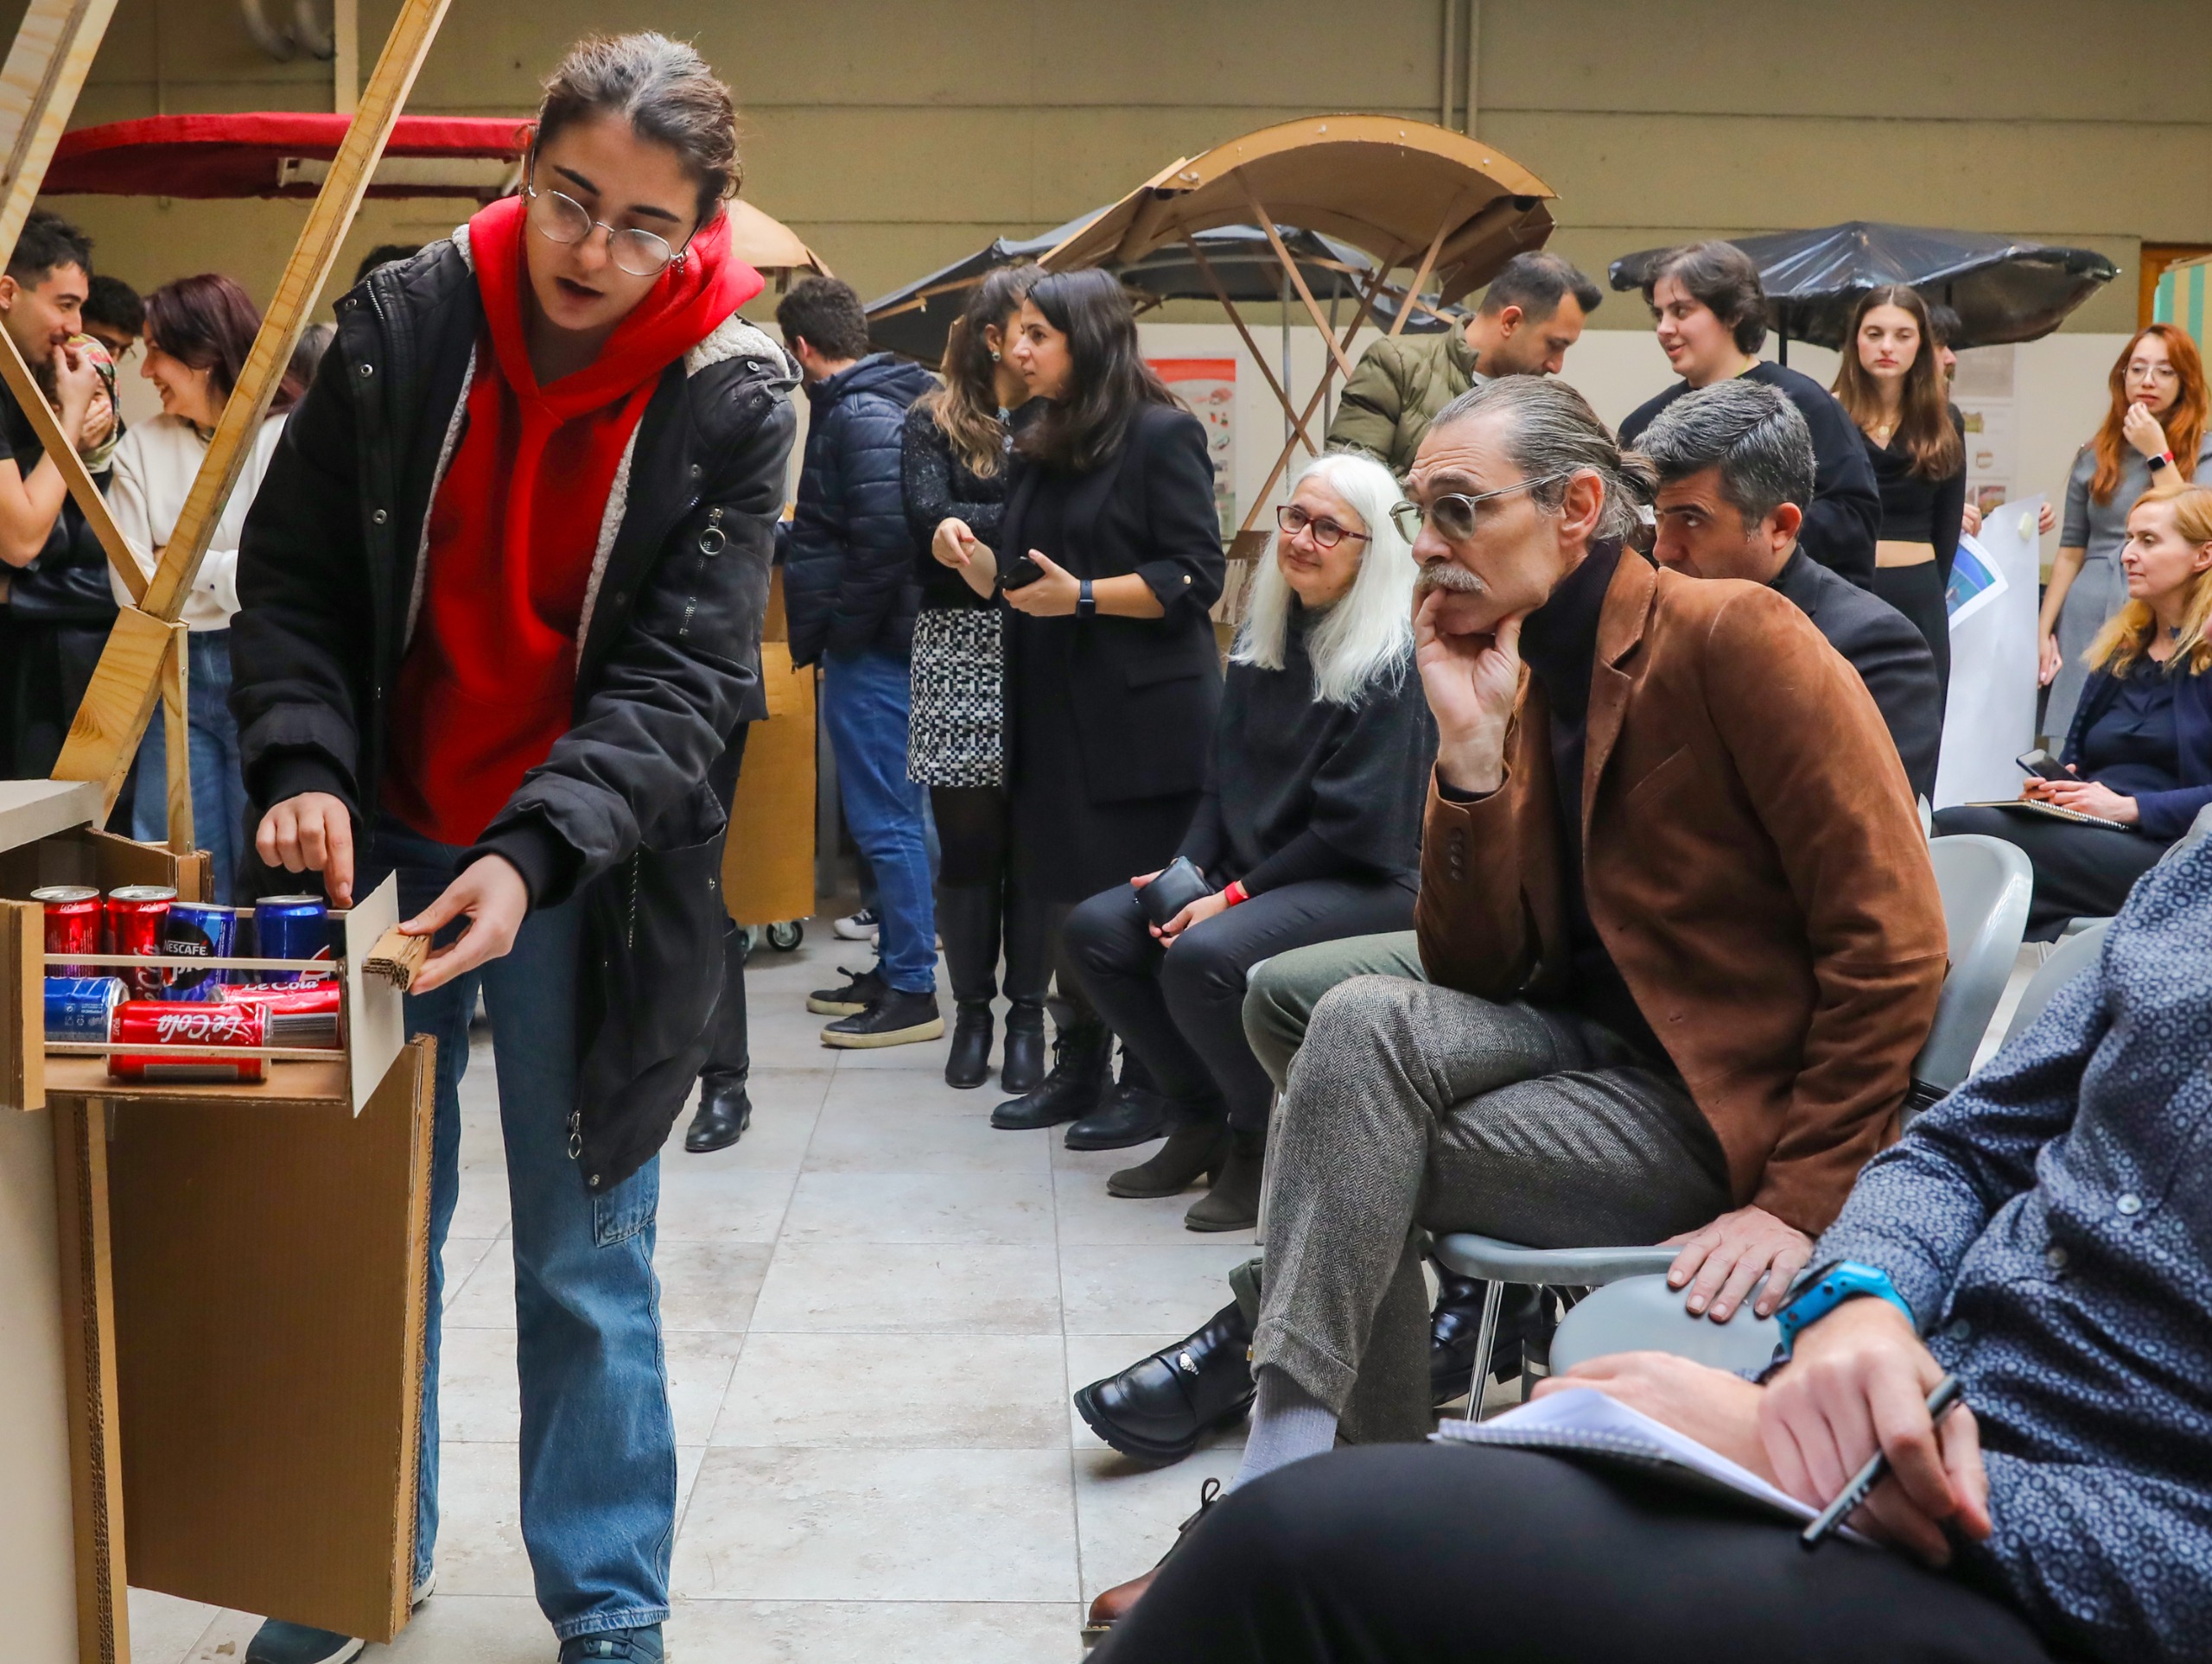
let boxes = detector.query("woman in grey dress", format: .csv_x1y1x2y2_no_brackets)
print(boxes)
2040,323,2209,739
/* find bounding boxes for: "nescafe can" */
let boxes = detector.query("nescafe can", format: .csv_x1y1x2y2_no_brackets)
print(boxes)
44,975,124,1041
253,895,332,981
219,981,344,1049
31,886,101,976
161,902,237,1001
107,998,266,1084
106,886,178,997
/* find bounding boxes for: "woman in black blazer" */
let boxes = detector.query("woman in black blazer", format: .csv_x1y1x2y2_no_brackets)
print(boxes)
931,268,1224,1133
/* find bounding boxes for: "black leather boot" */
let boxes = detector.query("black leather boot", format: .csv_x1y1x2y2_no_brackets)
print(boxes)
1429,1276,1549,1407
1072,1299,1255,1464
944,1000,994,1089
1107,1117,1230,1198
999,881,1052,1094
1000,1000,1047,1094
989,1020,1109,1130
688,922,752,1153
683,1085,753,1153
1064,1045,1172,1149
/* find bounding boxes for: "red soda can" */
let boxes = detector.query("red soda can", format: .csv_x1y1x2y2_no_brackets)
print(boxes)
107,997,266,1084
106,886,178,998
32,886,102,976
219,980,344,1049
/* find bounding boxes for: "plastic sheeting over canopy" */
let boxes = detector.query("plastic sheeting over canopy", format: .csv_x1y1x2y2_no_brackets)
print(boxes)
1608,221,2117,350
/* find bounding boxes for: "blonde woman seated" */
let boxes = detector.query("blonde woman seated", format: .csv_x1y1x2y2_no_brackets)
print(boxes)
1061,452,1437,1232
1936,485,2212,937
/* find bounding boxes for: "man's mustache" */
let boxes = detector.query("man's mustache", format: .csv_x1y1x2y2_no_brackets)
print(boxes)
1414,561,1486,596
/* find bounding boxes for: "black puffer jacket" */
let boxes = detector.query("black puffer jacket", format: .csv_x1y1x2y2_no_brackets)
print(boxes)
782,352,937,666
229,235,797,1192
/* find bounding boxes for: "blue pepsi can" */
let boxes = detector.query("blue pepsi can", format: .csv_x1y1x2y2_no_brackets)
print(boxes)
45,975,124,1040
253,895,332,982
161,902,237,1001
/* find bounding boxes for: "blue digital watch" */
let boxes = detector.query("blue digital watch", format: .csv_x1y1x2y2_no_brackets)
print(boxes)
1774,1261,1916,1358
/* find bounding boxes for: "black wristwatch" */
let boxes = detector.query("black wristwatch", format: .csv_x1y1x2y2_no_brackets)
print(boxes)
1077,577,1096,620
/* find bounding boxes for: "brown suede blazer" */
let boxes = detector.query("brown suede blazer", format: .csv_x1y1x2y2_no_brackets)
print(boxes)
1415,549,1947,1234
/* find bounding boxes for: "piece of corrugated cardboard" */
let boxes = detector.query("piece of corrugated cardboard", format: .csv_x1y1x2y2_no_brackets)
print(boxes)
725,638,818,928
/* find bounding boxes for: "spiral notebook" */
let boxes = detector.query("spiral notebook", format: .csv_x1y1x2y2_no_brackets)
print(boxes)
1433,1387,1873,1544
1964,798,2130,832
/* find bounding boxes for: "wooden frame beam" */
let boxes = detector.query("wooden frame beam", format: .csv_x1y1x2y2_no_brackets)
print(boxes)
1236,172,1360,382
1181,233,1315,458
0,0,117,255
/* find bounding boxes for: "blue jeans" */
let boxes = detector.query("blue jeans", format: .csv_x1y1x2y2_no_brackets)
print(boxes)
365,819,675,1642
131,629,246,904
821,647,937,993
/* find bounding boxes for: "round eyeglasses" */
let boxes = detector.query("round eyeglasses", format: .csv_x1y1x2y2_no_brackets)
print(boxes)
1275,504,1369,549
524,174,694,279
1389,470,1573,544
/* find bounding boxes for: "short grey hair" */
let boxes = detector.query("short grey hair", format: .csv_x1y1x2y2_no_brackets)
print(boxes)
1637,379,1815,525
1428,376,1656,543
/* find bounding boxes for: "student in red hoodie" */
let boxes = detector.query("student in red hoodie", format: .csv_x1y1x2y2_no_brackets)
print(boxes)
227,35,795,1664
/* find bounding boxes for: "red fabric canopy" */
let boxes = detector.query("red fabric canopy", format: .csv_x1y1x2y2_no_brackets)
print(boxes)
47,113,527,198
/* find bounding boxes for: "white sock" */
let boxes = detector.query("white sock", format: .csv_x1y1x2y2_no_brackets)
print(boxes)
1231,1364,1339,1490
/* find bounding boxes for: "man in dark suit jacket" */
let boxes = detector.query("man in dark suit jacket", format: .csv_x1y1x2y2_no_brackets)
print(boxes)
1640,378,1944,803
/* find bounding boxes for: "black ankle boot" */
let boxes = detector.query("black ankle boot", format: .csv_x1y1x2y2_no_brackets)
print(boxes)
1073,1299,1255,1464
1429,1278,1549,1407
1064,1046,1172,1149
1000,1001,1047,1094
944,1000,994,1089
990,1022,1109,1130
1107,1118,1230,1198
1183,1129,1264,1231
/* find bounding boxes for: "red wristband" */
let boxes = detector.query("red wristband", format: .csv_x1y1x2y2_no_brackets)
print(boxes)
1223,880,1249,906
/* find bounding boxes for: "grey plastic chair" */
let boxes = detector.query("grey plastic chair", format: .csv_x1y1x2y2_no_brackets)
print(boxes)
1548,1273,1781,1376
1430,833,2032,1416
2001,918,2110,1046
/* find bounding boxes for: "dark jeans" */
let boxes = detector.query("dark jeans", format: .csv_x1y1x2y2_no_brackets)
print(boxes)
1096,1444,2056,1664
130,628,247,904
1062,875,1417,1132
1934,803,2167,939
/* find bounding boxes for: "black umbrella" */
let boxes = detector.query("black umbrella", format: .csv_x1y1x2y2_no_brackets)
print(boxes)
866,209,1451,364
1608,222,2118,355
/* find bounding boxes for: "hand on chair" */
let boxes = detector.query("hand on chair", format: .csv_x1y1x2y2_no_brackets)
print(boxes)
1662,1205,1813,1322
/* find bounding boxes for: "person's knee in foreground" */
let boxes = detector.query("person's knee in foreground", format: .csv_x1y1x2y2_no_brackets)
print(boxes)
1061,449,1433,1229
1936,485,2212,938
1084,374,1948,1638
1102,832,2212,1664
228,33,791,1664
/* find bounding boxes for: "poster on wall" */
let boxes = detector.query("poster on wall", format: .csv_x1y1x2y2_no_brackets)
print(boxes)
1952,344,2017,515
1148,358,1236,536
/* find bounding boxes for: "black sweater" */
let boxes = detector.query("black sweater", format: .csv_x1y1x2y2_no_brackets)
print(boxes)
1176,600,1434,894
1863,408,1967,583
902,400,1011,611
1622,362,1881,589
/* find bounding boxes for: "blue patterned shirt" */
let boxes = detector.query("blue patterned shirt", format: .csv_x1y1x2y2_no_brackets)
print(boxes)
1817,839,2212,1664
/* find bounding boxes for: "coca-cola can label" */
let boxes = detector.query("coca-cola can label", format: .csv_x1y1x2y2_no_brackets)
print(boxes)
107,998,266,1084
220,980,344,1049
107,886,177,999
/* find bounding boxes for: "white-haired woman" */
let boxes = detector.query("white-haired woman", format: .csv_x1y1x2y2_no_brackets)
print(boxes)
1061,451,1438,1231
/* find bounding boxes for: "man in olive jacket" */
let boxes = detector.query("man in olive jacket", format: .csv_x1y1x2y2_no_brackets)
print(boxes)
1325,250,1601,473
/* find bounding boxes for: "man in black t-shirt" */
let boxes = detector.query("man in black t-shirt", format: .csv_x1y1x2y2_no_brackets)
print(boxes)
0,209,114,779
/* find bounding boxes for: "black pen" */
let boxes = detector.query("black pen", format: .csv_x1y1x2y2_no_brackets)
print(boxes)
1799,1375,1965,1550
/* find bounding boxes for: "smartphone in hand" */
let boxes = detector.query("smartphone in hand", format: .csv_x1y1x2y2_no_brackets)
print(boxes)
2017,748,2071,783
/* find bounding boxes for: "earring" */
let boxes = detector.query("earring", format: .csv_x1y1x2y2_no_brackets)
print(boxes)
990,350,1001,362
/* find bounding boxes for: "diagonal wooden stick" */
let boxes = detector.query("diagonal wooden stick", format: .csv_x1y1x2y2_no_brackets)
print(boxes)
1235,264,1392,544
0,0,118,257
1235,172,1358,383
1181,233,1315,457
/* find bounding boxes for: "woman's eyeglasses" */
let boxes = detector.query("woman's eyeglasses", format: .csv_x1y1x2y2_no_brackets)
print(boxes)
524,173,693,278
1389,471,1573,544
1275,505,1369,549
2126,360,2180,384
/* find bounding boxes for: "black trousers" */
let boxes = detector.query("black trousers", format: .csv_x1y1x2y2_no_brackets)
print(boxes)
1096,1445,2057,1664
701,725,753,1090
1933,803,2168,940
1062,876,1416,1133
931,783,1052,1008
1872,558,1953,700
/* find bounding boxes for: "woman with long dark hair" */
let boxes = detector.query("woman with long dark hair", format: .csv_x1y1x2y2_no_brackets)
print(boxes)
1833,284,1965,695
902,262,1049,1091
2041,323,2212,740
107,273,304,899
227,34,792,1664
932,267,1224,1135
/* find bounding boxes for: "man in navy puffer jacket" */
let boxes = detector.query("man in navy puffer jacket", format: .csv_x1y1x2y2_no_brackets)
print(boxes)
776,277,944,1046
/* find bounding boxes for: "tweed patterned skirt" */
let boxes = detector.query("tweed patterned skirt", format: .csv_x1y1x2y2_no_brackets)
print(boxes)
907,605,1004,788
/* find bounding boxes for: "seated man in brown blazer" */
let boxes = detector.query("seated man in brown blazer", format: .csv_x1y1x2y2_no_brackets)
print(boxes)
1085,373,1948,1635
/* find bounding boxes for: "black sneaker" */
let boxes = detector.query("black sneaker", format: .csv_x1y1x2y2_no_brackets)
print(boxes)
245,1622,362,1664
821,988,944,1049
807,964,887,1016
557,1627,663,1663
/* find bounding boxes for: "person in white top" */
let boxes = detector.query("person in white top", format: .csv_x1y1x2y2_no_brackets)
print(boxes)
107,274,300,899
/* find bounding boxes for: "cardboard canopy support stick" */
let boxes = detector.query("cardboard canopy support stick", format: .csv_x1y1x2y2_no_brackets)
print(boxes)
52,0,454,812
1389,213,1457,341
1236,172,1360,383
0,0,118,257
1181,233,1314,456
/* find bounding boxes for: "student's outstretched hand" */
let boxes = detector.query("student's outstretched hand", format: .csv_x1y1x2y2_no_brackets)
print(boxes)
1662,1204,1813,1322
400,854,529,994
256,791,356,906
1760,1298,1992,1566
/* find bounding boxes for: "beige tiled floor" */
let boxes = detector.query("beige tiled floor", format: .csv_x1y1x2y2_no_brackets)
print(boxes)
127,919,1253,1662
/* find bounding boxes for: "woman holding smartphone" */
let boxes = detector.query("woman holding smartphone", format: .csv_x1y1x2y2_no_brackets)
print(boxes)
932,268,1224,1134
228,35,791,1664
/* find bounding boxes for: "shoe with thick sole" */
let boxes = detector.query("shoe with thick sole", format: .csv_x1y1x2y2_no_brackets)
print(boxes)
990,1024,1110,1129
556,1626,664,1663
245,1622,363,1664
832,908,878,942
683,1085,753,1153
1183,1133,1264,1232
1071,1299,1254,1464
1107,1121,1229,1199
1064,1065,1172,1150
807,964,886,1016
821,988,944,1049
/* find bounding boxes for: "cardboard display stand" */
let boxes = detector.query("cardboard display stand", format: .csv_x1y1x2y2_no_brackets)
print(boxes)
724,568,818,930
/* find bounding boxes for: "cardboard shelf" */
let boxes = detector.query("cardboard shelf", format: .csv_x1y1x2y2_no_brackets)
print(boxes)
40,1053,350,1108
